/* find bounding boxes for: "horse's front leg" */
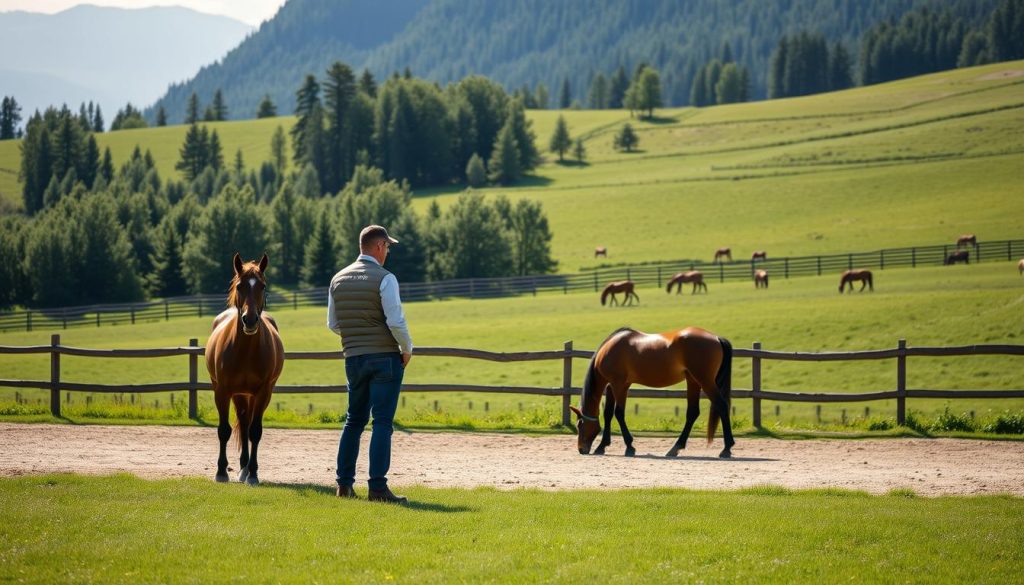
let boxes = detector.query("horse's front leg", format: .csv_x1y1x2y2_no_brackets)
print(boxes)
214,391,231,483
244,397,269,487
233,395,251,483
594,387,615,455
613,392,635,457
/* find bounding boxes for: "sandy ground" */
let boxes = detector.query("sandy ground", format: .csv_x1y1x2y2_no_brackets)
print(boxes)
1,423,1022,496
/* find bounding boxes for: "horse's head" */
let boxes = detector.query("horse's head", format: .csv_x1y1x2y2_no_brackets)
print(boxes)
230,252,268,336
569,406,601,454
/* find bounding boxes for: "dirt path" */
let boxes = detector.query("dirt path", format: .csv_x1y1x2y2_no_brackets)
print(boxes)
0,423,1021,496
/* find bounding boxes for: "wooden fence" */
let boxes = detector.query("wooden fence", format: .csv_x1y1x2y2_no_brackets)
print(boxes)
2,335,1022,427
2,238,1021,332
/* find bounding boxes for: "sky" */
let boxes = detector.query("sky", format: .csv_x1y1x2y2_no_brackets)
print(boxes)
0,0,287,26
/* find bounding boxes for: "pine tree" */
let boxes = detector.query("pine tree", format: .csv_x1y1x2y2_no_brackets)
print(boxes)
212,89,228,121
156,105,168,127
185,92,200,125
81,134,100,189
92,104,104,133
148,221,188,297
488,120,521,185
323,61,358,194
359,69,378,98
0,96,22,140
549,115,572,162
588,73,610,109
209,130,224,170
234,149,245,174
534,83,549,109
271,125,287,175
558,77,571,109
269,181,303,284
613,123,638,152
715,63,744,104
257,94,277,118
609,65,629,108
573,138,586,163
300,213,338,287
100,147,114,183
465,153,487,187
291,74,321,164
175,124,208,181
506,97,540,171
828,42,854,91
989,0,1024,61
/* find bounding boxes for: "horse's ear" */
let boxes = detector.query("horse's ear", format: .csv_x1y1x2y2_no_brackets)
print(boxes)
568,406,583,420
232,253,243,276
258,253,268,274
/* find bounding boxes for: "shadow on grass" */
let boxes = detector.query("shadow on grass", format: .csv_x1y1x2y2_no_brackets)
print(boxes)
551,159,590,168
638,115,678,125
264,482,477,513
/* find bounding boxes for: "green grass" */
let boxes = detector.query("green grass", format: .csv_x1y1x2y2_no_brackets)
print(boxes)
0,474,1020,583
1,261,1022,432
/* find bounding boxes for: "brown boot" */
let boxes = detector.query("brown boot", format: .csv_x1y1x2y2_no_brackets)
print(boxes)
367,487,408,504
336,485,359,499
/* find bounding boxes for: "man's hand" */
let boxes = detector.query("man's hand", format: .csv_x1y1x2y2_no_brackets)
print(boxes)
401,352,412,367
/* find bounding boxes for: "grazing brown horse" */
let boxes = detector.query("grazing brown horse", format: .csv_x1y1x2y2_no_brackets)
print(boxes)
839,269,873,293
713,247,732,262
1019,259,1024,275
956,234,977,248
569,327,735,458
601,281,639,306
751,250,767,261
594,246,607,258
754,269,769,289
206,253,285,485
666,271,707,294
945,250,969,265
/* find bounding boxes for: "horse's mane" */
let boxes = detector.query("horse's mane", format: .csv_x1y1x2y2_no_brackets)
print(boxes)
582,327,636,409
226,262,265,308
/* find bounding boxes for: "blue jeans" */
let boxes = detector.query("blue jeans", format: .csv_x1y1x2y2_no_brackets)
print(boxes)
336,352,404,491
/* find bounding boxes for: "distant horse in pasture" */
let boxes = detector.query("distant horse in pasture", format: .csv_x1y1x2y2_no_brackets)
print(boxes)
714,247,732,262
206,253,285,486
945,250,969,265
751,250,767,261
601,281,639,306
666,271,707,294
570,326,735,458
839,269,873,293
754,270,769,289
594,246,607,258
1019,259,1024,275
956,234,977,248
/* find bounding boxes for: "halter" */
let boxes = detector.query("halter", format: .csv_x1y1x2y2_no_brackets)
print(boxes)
578,411,599,423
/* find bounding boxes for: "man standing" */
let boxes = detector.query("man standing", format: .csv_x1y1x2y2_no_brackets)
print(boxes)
328,225,413,503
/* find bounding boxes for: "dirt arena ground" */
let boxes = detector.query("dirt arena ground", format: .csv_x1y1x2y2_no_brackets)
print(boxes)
1,423,1021,495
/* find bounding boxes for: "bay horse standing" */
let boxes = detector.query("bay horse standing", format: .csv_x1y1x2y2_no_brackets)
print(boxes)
601,281,639,306
570,327,734,458
754,269,769,289
945,250,969,265
666,271,707,294
206,253,284,486
1018,259,1023,275
713,247,732,262
751,250,767,261
594,246,607,258
956,234,977,248
839,269,873,293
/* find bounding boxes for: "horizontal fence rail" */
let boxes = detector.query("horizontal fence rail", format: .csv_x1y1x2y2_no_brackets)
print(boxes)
1,336,1021,427
1,239,1021,332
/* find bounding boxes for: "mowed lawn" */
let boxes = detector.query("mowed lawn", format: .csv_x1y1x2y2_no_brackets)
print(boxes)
0,474,1021,583
2,261,1021,431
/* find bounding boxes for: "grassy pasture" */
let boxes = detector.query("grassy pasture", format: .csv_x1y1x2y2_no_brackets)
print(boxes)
0,474,1021,583
2,261,1021,433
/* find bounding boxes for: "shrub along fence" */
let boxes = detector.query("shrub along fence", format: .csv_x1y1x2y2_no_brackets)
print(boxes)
1,238,1021,333
2,335,1021,428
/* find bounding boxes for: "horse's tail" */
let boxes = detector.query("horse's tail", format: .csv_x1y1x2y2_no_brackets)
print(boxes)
707,336,733,445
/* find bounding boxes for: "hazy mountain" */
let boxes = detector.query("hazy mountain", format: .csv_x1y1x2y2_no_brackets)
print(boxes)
0,4,252,121
147,0,999,123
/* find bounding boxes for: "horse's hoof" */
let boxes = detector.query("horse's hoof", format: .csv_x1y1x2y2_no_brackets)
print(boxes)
238,469,249,483
215,472,229,483
245,475,260,487
665,449,679,458
719,449,732,459
593,447,606,456
624,447,636,457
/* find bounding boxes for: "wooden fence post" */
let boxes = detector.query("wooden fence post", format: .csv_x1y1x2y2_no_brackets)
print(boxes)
26,310,32,332
130,305,136,325
164,300,169,321
752,341,762,428
293,292,298,310
816,256,821,276
562,340,573,427
897,339,906,425
912,247,916,268
50,334,61,417
188,338,198,419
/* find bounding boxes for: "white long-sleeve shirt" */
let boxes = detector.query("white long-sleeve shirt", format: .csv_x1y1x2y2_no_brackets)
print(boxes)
327,254,413,354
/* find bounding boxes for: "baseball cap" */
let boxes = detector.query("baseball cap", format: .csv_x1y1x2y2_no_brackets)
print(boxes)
359,225,399,247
